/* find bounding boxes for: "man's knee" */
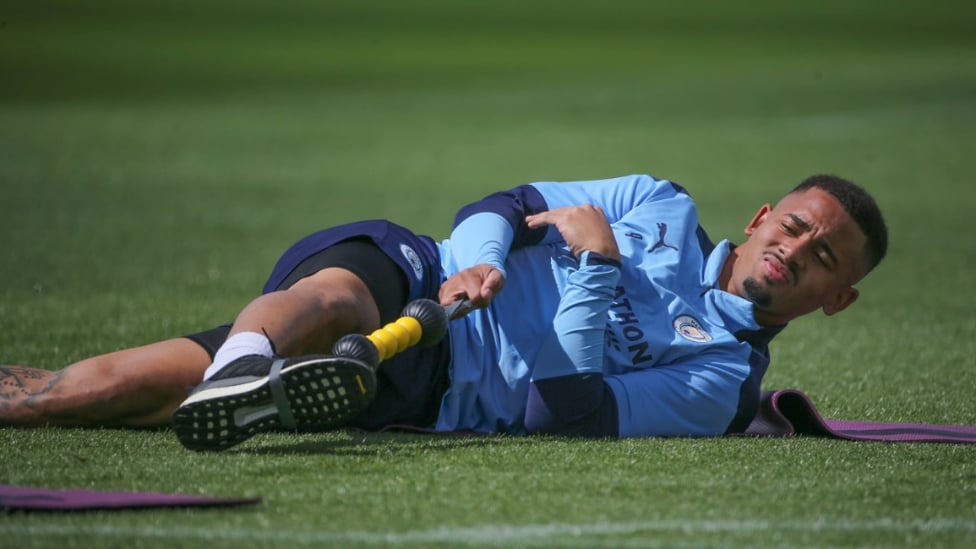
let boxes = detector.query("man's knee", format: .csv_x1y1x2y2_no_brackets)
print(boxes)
289,267,382,335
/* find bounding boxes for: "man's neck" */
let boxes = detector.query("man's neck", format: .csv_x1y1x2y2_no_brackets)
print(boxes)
718,244,739,297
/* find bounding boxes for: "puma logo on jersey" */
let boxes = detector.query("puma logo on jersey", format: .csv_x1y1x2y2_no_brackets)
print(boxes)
647,222,678,253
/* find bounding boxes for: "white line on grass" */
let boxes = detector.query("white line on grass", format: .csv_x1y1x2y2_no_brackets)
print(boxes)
2,518,974,545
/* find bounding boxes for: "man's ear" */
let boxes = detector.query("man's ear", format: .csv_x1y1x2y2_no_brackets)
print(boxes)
823,286,859,316
744,204,772,236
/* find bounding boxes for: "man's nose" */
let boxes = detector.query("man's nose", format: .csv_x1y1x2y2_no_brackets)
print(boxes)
780,236,813,270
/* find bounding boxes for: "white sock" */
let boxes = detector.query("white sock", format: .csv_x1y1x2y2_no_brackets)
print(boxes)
203,331,275,380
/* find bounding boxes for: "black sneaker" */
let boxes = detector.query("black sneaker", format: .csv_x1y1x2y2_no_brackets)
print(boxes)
172,355,377,451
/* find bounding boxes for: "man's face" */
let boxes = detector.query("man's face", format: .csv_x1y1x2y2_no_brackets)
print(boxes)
728,188,868,326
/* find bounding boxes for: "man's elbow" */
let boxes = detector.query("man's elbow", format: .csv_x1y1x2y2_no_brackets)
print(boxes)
524,375,619,437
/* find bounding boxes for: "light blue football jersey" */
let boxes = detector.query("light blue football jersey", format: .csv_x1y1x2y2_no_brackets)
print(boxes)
434,174,781,437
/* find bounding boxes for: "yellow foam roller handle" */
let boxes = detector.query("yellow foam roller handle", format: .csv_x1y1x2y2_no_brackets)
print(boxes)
395,317,423,347
367,316,424,361
368,329,395,361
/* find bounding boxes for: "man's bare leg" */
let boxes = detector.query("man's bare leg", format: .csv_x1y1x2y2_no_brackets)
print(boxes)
0,267,382,429
0,338,210,428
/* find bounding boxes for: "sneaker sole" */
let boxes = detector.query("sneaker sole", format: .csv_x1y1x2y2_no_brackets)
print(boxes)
172,356,376,451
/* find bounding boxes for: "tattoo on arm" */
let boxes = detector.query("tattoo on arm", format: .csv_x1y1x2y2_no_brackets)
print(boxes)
0,365,64,413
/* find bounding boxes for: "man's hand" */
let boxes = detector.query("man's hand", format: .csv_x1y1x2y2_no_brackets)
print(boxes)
438,264,506,310
526,205,620,262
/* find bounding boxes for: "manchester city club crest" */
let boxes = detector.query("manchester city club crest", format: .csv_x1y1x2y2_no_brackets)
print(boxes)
673,315,712,343
399,244,424,281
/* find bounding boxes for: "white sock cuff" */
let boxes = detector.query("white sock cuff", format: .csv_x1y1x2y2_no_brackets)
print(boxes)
203,331,275,380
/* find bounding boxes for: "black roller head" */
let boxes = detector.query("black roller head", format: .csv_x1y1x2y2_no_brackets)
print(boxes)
331,333,380,368
400,298,448,347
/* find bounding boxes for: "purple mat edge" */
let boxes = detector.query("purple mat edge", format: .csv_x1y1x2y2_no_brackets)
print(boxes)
744,389,976,443
0,484,262,511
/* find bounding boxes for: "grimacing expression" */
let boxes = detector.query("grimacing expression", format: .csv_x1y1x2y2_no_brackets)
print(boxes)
730,188,868,326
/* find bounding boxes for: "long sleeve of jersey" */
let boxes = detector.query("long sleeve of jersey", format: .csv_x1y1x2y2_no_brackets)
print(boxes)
448,186,550,276
448,174,681,274
531,252,620,380
524,252,622,437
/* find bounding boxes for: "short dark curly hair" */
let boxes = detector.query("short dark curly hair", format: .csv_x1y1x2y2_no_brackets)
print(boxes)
790,174,888,273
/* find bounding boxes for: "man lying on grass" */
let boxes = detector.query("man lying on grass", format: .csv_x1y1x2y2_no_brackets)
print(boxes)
0,173,887,450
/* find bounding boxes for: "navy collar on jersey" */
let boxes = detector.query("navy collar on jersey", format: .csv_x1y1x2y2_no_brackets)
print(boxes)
700,239,787,349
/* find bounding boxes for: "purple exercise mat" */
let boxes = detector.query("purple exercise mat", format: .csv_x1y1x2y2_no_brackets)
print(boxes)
0,484,261,511
745,389,976,443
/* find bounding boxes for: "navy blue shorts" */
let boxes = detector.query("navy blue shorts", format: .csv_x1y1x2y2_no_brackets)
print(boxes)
184,220,450,429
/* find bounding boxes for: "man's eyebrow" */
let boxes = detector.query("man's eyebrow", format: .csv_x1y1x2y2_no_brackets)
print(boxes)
787,213,838,265
786,213,812,231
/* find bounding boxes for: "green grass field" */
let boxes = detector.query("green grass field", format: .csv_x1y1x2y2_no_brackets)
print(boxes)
2,1,975,546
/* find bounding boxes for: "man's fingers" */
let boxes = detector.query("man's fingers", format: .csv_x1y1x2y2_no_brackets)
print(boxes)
482,267,505,300
439,286,469,307
524,212,550,228
438,264,506,311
